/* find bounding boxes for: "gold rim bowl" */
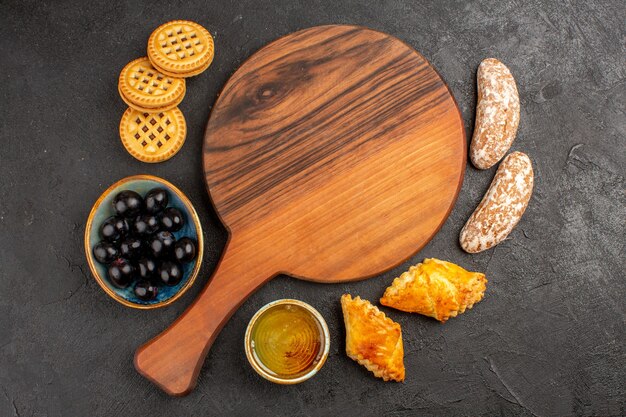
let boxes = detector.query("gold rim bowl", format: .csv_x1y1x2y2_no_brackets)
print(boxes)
244,299,330,384
84,174,203,309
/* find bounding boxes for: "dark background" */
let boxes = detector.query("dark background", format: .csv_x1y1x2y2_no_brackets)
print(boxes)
1,0,624,416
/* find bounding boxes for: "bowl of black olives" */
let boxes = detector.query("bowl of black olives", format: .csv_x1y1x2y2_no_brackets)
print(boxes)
84,175,203,309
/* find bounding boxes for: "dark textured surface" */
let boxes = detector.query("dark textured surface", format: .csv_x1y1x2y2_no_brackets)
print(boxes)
0,0,624,416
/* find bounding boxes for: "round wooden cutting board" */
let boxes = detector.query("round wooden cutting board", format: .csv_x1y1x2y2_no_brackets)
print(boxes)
135,25,465,395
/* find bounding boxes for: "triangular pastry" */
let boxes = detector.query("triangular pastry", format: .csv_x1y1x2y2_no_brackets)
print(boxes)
380,258,487,323
341,294,405,382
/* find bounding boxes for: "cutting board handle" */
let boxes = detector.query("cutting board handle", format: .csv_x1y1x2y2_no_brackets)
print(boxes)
134,235,273,396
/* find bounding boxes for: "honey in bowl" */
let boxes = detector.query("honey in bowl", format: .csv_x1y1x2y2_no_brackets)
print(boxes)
245,300,330,384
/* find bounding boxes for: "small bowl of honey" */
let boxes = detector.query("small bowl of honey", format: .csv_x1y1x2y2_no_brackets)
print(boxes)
245,299,330,384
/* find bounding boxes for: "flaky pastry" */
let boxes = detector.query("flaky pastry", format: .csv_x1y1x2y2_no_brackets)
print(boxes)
380,258,487,323
341,294,405,382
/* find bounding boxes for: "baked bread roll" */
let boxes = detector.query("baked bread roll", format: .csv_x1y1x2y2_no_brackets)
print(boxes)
470,58,520,169
460,151,534,253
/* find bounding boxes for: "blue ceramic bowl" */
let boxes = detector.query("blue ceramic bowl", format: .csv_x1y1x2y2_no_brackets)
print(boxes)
84,175,203,309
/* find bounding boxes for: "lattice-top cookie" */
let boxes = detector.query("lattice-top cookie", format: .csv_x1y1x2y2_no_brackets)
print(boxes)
148,20,214,78
118,57,186,112
119,107,186,163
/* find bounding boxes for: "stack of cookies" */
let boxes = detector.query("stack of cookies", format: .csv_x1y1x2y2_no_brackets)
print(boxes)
118,20,214,163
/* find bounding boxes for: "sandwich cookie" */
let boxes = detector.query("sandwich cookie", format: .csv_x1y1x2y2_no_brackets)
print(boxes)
148,20,214,78
119,107,186,163
118,57,186,113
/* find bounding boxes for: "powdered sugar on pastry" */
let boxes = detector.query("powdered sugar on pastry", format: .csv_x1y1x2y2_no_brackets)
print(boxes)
460,152,534,253
470,58,520,169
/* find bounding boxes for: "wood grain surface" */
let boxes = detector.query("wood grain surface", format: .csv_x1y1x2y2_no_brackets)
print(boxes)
135,25,465,396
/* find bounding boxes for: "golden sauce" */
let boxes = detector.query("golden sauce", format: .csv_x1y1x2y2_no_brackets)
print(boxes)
250,304,323,378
